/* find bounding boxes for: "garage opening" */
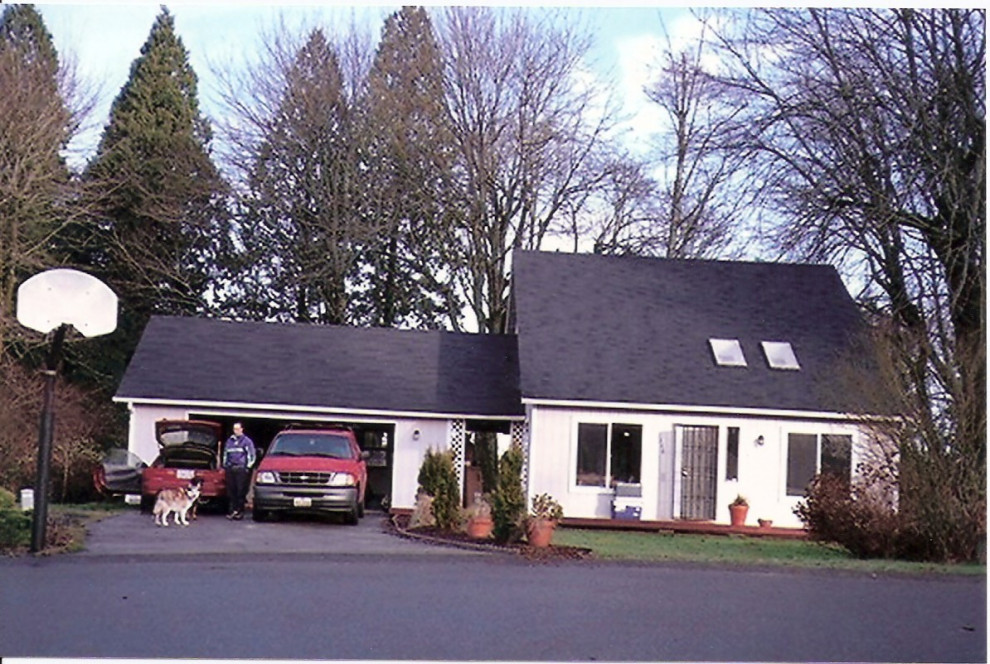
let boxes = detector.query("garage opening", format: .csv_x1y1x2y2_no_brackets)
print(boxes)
190,414,395,512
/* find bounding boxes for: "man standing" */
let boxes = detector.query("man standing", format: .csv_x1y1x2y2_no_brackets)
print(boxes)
223,422,256,520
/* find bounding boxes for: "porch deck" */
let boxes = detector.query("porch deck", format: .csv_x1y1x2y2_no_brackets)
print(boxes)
560,516,808,540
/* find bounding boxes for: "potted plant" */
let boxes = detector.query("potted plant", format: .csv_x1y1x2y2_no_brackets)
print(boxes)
464,495,493,539
526,493,563,548
729,494,749,528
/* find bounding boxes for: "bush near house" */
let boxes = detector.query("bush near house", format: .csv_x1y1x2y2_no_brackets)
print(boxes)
491,444,526,544
0,357,121,502
416,448,460,531
0,487,31,550
795,474,902,559
796,469,985,563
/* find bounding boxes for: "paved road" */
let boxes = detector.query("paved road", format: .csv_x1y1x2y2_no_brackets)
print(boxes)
1,510,985,661
1,543,984,661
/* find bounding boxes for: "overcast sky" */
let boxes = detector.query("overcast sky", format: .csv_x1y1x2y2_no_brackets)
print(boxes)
36,3,693,167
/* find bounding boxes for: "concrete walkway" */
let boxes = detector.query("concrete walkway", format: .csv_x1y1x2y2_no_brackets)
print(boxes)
77,508,482,557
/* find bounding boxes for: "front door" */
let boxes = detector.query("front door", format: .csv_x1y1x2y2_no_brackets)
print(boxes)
678,425,718,520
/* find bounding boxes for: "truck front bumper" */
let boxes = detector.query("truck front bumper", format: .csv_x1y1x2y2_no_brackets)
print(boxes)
253,485,358,513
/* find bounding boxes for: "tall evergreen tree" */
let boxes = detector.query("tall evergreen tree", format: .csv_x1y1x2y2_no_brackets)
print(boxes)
360,7,459,329
0,4,74,353
238,29,367,325
81,8,227,387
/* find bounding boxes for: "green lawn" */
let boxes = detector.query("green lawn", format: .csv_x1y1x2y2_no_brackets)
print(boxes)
554,527,986,576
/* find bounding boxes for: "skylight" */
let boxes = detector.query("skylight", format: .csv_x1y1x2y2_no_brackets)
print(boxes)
762,341,801,370
709,338,747,367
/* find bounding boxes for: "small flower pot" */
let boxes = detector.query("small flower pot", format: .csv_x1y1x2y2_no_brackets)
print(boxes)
729,504,749,528
758,518,773,529
526,518,556,548
466,515,493,539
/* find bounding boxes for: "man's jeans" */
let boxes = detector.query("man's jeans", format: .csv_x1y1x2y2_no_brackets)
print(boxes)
226,466,250,514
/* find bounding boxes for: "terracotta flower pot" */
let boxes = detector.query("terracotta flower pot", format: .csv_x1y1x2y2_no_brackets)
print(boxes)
466,515,493,539
729,504,749,528
758,518,773,529
526,518,556,548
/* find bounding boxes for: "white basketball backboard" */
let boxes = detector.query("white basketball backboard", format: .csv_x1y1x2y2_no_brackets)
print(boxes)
16,269,118,338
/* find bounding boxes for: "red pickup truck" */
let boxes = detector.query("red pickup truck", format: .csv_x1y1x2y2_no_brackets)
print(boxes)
251,427,368,524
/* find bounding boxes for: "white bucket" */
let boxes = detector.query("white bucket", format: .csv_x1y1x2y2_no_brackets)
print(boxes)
20,488,34,511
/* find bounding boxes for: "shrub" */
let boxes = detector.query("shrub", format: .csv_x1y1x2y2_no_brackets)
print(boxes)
795,472,936,560
530,493,563,522
0,356,122,501
491,444,526,543
408,490,436,529
0,488,31,550
897,448,986,563
416,448,460,530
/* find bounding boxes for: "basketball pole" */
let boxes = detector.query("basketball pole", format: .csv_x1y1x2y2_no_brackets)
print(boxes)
30,323,68,554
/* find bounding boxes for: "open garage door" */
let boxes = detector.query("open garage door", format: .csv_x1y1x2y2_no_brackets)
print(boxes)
190,414,395,512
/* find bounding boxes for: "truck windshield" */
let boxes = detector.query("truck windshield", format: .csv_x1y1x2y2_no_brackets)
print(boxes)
269,433,353,459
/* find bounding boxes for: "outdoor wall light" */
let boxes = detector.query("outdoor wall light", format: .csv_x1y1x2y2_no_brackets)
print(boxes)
413,429,421,441
755,435,765,446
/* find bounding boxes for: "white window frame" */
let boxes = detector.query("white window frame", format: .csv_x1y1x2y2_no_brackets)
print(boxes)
571,419,644,492
785,431,854,496
762,341,801,370
709,338,747,367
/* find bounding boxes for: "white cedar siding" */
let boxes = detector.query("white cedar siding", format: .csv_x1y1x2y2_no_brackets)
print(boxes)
391,419,450,511
526,403,867,529
127,403,191,463
527,405,665,521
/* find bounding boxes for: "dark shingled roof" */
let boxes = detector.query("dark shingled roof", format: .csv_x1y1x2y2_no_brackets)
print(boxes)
511,250,870,413
116,317,523,418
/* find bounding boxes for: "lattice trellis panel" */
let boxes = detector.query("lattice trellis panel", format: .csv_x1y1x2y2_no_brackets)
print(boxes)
448,419,466,489
511,419,529,493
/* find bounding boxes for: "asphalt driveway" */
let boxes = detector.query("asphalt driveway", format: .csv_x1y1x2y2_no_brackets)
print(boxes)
77,508,480,557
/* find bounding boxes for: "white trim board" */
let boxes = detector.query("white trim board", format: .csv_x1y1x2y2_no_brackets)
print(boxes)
115,396,524,422
523,397,881,423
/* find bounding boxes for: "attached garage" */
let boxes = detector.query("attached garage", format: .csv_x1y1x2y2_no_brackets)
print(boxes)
114,317,525,511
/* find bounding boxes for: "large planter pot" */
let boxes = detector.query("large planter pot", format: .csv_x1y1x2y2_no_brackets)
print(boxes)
466,515,493,539
729,504,749,528
526,518,556,548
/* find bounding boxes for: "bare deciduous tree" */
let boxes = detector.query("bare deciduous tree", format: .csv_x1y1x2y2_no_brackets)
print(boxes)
715,8,985,560
645,15,752,259
0,5,91,356
438,7,620,332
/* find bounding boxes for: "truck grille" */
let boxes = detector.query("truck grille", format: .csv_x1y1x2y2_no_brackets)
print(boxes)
277,471,332,485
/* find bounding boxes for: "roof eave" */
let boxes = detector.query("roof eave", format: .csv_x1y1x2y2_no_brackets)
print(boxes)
114,395,525,421
521,396,892,423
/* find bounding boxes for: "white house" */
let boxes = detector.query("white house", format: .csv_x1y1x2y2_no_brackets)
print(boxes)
114,250,876,528
510,251,874,528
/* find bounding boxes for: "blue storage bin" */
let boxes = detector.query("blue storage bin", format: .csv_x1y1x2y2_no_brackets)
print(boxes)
612,504,642,520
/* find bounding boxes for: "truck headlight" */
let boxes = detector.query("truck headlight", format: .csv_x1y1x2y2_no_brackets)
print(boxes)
256,471,276,484
329,472,355,487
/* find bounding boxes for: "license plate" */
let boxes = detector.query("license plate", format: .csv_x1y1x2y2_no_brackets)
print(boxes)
176,469,195,480
293,497,312,507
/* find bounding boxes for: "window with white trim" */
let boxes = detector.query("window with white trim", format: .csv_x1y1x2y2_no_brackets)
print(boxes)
786,433,852,496
762,341,801,370
709,338,747,367
576,423,642,487
726,427,739,480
